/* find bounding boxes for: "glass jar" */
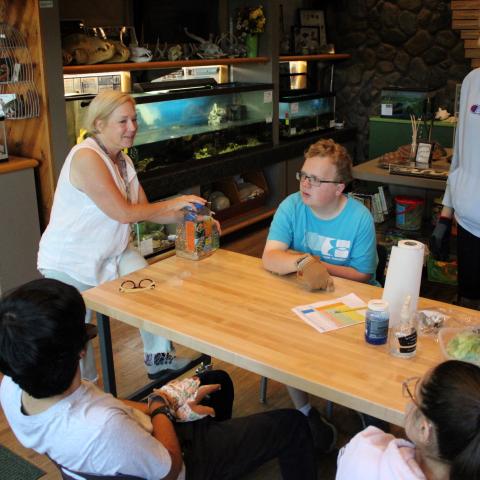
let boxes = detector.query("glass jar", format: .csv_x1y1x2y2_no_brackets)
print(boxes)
175,202,219,260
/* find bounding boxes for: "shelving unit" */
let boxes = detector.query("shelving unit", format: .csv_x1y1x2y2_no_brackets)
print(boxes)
279,53,350,62
63,56,270,74
54,2,357,257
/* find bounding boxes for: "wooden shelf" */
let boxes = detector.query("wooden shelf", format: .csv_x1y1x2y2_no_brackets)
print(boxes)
220,205,276,236
0,155,39,175
279,53,351,62
63,57,270,75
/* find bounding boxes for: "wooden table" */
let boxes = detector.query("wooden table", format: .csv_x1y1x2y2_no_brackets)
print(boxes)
83,250,473,426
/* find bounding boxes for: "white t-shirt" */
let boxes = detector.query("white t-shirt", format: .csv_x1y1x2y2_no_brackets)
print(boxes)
0,376,185,480
336,426,426,480
37,137,141,286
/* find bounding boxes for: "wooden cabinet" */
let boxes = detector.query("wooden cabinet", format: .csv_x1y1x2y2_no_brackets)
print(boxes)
0,157,41,292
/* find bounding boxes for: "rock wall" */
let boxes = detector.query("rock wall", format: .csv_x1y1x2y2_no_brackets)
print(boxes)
330,0,471,162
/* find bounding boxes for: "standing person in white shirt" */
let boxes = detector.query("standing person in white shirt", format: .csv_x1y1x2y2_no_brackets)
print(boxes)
430,68,480,310
38,90,207,381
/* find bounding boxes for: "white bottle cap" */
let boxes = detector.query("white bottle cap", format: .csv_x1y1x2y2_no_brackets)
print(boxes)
367,299,389,312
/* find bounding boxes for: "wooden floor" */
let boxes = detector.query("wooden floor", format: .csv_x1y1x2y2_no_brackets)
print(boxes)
0,222,398,479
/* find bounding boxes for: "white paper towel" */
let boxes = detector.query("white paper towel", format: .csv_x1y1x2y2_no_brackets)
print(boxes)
382,239,425,328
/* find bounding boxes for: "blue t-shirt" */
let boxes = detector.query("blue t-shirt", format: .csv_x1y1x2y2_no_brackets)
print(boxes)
268,193,377,280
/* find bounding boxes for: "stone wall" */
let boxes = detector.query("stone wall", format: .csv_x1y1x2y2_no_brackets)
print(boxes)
330,0,471,162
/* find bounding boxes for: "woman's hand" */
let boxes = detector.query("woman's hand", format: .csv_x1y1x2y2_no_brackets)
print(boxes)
169,195,206,212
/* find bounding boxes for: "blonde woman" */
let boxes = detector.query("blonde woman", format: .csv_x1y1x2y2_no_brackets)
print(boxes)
38,91,205,381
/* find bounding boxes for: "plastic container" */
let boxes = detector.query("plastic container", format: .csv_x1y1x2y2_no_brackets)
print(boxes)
438,327,480,366
175,203,220,260
389,295,417,358
395,196,424,231
365,299,389,345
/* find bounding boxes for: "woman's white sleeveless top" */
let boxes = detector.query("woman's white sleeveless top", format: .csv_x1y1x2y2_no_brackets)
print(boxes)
38,138,140,286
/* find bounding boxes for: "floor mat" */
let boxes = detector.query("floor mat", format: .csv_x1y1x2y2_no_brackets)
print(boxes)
0,444,45,480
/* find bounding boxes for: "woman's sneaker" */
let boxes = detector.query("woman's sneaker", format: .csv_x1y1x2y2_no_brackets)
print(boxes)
307,406,338,453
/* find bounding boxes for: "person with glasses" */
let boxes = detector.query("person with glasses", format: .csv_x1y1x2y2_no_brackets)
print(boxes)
262,138,377,451
0,279,317,480
336,360,480,480
37,91,208,382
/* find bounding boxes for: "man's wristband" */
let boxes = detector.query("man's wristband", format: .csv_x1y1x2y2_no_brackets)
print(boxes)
150,405,176,423
295,254,311,272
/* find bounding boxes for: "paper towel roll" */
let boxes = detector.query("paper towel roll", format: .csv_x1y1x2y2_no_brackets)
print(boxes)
382,239,425,328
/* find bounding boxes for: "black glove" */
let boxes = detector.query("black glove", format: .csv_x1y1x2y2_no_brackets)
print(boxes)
430,216,452,261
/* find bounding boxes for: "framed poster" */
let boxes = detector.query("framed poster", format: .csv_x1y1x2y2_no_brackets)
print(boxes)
298,9,327,45
415,141,433,168
292,26,320,55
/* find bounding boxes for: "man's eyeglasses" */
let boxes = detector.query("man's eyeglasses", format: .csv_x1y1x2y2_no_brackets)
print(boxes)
402,376,421,408
119,278,156,293
296,171,339,187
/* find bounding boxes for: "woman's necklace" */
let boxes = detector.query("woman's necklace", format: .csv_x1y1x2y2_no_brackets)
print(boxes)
93,136,131,203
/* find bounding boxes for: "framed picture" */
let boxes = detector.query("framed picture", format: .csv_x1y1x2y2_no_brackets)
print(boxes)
298,9,327,45
292,26,320,55
415,141,434,168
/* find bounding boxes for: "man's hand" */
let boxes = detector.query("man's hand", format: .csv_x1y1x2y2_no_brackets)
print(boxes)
296,255,334,291
155,377,220,422
430,216,452,261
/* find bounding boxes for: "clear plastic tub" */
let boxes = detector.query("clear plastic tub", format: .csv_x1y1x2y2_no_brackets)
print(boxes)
438,327,480,366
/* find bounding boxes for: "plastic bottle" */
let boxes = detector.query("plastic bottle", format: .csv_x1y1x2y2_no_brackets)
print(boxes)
175,202,219,260
365,299,389,345
389,295,417,358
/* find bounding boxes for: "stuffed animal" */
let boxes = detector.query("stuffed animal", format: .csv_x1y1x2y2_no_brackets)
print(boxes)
105,40,130,63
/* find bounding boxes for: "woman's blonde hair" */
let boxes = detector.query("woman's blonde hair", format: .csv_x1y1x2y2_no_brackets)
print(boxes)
84,91,135,135
304,138,353,184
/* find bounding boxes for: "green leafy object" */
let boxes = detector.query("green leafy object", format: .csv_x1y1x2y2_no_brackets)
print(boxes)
446,331,480,363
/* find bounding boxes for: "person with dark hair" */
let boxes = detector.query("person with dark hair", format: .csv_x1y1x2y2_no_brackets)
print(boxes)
0,278,317,480
262,138,378,450
336,360,480,480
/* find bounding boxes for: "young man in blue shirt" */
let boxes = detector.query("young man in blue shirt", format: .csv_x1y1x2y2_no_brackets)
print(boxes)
263,138,378,452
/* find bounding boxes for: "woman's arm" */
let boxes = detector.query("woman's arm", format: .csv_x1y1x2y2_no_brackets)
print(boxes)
70,149,205,224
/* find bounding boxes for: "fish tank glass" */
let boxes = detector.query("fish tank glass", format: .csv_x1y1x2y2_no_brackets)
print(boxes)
279,93,335,138
65,82,273,175
130,82,273,173
132,220,176,257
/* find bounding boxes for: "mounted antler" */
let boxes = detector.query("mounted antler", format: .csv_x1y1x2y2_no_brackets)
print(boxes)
184,27,207,44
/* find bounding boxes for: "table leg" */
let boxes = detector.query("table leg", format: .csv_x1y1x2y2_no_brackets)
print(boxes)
96,313,117,397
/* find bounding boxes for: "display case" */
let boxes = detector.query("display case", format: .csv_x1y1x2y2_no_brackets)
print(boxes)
65,81,274,176
279,92,335,138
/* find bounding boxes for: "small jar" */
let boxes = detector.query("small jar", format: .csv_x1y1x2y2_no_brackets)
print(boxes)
175,202,219,260
365,299,389,345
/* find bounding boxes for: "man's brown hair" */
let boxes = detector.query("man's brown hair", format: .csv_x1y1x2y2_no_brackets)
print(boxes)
304,138,353,184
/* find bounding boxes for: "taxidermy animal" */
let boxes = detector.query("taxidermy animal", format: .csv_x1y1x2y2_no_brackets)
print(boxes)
62,34,115,65
129,46,153,63
184,28,224,59
105,40,130,63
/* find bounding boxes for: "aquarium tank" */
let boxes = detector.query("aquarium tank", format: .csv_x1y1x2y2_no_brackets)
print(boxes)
129,82,273,174
279,93,335,138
